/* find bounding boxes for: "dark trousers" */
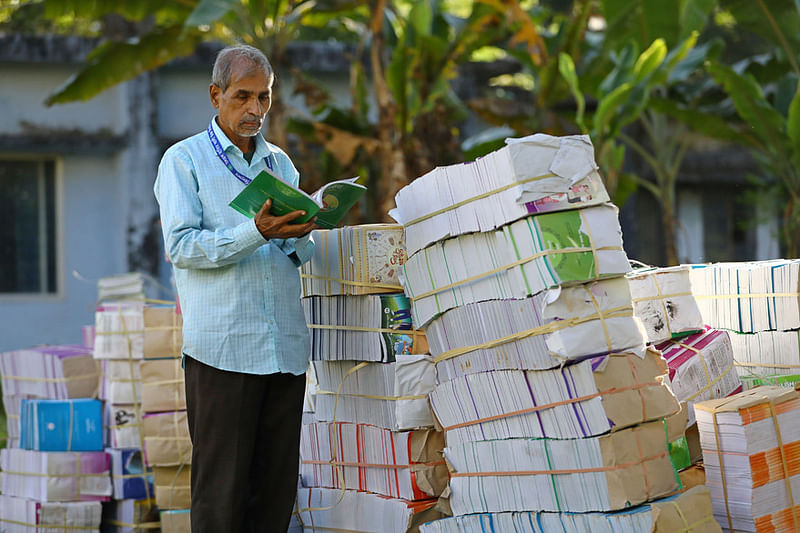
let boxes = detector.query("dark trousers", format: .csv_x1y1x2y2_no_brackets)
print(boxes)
184,355,305,533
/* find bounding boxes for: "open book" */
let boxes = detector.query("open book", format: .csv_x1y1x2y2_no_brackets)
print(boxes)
229,169,366,229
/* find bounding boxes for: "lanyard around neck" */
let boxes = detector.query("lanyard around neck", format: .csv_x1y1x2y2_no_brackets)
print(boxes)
207,121,273,186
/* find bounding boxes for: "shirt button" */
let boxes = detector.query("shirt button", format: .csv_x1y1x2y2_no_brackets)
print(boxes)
269,319,274,325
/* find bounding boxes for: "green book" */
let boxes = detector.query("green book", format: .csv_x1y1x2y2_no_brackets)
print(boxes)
229,169,366,229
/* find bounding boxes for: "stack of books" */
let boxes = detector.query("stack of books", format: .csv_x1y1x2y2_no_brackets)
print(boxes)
419,485,720,533
0,494,103,532
0,345,98,449
391,135,697,530
296,225,444,531
401,203,632,328
389,134,609,257
313,355,435,431
627,265,705,343
690,260,800,390
425,277,647,382
695,386,800,531
656,327,743,425
300,224,406,297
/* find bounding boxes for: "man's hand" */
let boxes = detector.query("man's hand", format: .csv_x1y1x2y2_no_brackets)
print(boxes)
255,199,318,240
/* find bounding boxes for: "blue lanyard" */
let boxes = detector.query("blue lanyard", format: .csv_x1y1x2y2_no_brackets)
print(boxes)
207,121,273,186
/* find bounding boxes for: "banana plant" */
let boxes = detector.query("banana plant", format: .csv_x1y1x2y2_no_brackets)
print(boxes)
8,0,365,148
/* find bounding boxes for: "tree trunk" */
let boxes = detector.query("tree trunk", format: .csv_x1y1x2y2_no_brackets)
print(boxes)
370,1,410,221
662,199,679,266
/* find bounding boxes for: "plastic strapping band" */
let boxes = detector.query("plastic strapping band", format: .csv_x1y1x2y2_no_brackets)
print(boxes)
711,408,733,531
104,519,161,529
404,173,558,227
768,399,799,531
314,390,427,401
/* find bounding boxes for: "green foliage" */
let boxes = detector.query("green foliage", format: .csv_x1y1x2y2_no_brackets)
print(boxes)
46,25,201,105
602,0,712,49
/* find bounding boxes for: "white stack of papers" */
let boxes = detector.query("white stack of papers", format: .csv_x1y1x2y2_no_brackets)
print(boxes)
97,273,146,304
0,494,102,533
105,403,142,449
728,330,800,389
296,487,442,533
303,293,422,362
656,328,743,426
100,360,142,405
444,420,678,515
695,386,800,532
94,304,144,360
300,422,446,500
419,485,721,533
431,350,677,445
427,277,646,381
627,266,704,343
390,134,609,257
689,260,800,333
402,204,631,327
301,224,407,297
0,345,99,399
313,356,435,431
0,448,112,502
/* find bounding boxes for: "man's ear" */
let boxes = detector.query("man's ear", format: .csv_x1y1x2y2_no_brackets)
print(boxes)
209,84,222,109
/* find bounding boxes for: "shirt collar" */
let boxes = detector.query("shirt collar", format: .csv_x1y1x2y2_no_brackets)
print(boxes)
210,116,271,161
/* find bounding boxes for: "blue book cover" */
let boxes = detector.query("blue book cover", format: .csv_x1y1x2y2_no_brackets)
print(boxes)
109,447,154,500
20,398,103,452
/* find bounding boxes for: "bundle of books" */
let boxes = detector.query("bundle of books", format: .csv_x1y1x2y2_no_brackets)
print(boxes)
296,225,444,531
389,134,609,257
0,345,98,449
0,494,103,532
391,135,716,530
695,386,800,532
690,260,800,390
419,485,721,533
426,277,647,381
656,327,743,424
628,265,705,344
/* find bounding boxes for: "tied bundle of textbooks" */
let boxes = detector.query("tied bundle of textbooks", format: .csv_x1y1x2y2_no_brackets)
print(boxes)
300,423,447,500
627,265,704,343
389,134,609,257
444,420,679,514
94,304,145,360
303,293,425,362
656,328,743,425
296,488,443,533
430,349,678,445
143,305,183,360
301,224,406,297
313,355,435,431
20,398,103,452
0,448,112,502
0,494,102,533
102,498,159,532
0,344,99,448
419,485,721,533
401,203,631,327
689,260,800,333
426,277,646,381
729,330,800,389
695,386,800,532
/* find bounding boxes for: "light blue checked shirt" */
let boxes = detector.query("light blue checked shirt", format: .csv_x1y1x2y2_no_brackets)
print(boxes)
154,117,314,376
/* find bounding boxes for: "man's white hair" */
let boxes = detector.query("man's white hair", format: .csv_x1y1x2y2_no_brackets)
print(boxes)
212,45,274,92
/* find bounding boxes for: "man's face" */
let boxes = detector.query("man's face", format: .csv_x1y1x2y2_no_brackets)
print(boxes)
210,62,273,142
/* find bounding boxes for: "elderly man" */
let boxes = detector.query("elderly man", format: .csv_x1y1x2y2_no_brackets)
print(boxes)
154,44,316,532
